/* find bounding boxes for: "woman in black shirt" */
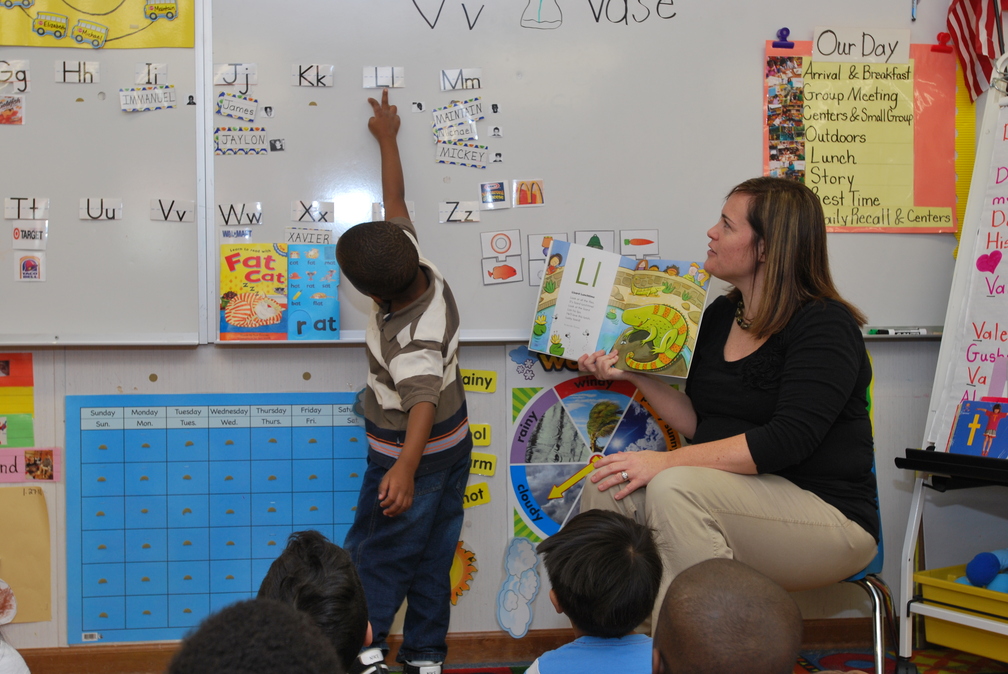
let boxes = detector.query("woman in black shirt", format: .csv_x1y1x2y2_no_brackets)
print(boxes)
579,177,878,626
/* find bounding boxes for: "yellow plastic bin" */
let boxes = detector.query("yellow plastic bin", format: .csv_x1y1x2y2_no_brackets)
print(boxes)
914,564,1008,662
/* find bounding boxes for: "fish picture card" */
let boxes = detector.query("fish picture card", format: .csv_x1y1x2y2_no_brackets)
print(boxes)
79,198,123,220
216,92,257,121
362,66,404,89
0,60,30,94
291,64,334,87
481,229,522,260
439,201,480,223
512,180,545,208
435,141,489,169
0,96,24,125
215,127,268,155
4,198,49,220
620,230,659,258
483,256,523,285
479,181,509,210
150,199,196,222
119,85,176,112
11,221,47,250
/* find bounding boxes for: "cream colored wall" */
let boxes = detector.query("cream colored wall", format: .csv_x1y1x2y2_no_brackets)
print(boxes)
5,338,990,649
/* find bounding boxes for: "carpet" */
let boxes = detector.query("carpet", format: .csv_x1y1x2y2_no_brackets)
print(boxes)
795,647,1008,674
439,647,1008,674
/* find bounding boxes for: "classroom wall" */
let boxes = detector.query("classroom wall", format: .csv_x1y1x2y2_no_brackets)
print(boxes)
8,339,999,651
4,0,1007,656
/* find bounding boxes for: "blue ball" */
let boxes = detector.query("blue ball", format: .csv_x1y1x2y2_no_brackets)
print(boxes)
966,552,1001,586
956,576,974,585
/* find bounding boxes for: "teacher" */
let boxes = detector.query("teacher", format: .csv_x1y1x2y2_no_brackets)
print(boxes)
579,177,878,624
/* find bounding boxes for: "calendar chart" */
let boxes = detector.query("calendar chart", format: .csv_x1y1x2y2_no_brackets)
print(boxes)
65,392,365,644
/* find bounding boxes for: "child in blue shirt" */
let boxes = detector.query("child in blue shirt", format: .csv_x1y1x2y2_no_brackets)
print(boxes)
527,510,662,674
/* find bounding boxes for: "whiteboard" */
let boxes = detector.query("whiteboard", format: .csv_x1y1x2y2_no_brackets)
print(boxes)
1,1,954,345
0,36,203,345
209,0,955,342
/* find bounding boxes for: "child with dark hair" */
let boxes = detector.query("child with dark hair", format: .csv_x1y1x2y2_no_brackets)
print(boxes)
338,89,472,674
257,530,371,674
652,559,802,674
166,599,344,674
528,510,662,674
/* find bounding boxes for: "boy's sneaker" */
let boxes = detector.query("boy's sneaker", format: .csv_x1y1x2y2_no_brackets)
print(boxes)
403,661,442,674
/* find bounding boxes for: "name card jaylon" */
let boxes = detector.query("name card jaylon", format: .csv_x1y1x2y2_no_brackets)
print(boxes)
79,198,123,220
215,127,268,155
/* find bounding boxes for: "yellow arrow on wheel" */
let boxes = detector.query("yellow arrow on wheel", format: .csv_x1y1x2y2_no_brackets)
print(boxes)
548,454,601,499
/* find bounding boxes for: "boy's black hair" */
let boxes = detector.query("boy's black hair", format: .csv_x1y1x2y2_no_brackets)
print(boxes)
537,509,662,638
257,530,368,673
167,598,344,674
335,220,419,300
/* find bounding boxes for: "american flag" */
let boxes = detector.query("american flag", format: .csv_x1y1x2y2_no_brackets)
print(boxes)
947,0,1007,101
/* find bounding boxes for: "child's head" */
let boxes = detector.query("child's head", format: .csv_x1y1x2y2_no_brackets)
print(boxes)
167,598,344,674
537,510,662,638
335,220,419,301
652,559,802,674
257,530,369,673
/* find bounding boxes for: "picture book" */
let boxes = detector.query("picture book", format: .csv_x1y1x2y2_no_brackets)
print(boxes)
528,240,712,377
287,243,340,341
219,243,288,341
946,399,1008,459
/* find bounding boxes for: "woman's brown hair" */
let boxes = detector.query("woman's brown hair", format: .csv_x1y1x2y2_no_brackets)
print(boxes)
725,177,866,337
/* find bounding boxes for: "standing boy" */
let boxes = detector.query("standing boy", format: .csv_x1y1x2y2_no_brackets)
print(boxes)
338,90,472,674
527,510,663,674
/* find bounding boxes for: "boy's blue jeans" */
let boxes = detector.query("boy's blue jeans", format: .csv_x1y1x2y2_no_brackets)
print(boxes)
343,452,471,664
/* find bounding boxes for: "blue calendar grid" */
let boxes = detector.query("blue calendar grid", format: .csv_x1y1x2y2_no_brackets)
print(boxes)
65,392,365,644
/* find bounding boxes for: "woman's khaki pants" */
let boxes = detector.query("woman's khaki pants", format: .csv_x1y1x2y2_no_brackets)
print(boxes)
581,466,878,631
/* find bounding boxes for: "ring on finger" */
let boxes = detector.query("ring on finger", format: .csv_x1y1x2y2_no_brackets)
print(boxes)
620,470,629,482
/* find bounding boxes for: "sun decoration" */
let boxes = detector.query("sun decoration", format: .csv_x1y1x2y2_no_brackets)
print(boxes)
449,540,477,606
